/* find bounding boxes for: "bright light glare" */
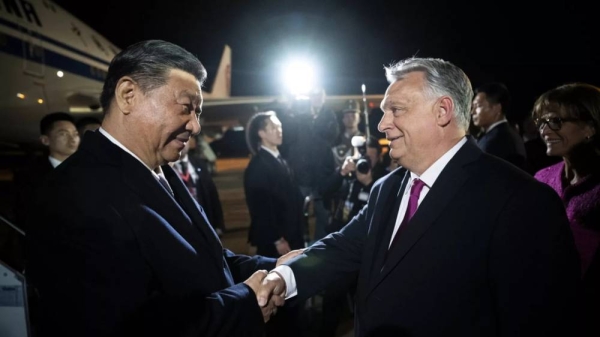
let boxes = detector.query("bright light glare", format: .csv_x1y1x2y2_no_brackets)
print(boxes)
57,70,64,78
16,93,25,99
37,99,44,104
283,60,316,96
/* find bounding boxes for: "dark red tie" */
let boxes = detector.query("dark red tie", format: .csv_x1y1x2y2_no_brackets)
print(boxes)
389,178,426,250
177,162,197,199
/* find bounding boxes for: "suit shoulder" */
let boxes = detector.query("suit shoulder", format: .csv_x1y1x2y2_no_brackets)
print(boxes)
476,153,560,199
372,166,406,190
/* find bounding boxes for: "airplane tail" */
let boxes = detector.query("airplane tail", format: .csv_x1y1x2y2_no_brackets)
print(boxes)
205,45,231,99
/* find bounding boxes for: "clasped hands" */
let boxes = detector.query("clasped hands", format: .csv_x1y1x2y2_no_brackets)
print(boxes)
243,249,304,322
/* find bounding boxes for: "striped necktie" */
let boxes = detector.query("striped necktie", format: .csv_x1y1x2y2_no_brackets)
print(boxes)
157,174,174,196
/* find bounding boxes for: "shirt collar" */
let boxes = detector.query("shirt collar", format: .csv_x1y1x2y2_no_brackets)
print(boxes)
98,127,164,179
261,145,280,159
486,118,507,133
409,137,468,188
48,156,61,168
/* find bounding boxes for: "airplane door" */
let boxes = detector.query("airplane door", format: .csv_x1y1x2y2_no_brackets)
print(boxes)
19,25,45,78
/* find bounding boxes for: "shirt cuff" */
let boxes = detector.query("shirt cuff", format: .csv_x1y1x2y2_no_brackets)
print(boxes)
271,265,297,299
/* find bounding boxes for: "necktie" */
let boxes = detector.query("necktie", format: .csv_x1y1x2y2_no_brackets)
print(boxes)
177,162,197,199
180,161,188,175
277,155,291,175
389,178,426,250
157,174,174,196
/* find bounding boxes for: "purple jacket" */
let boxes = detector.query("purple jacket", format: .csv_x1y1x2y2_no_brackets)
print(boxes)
535,161,600,276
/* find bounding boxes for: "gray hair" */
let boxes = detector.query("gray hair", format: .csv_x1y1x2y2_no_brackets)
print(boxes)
384,58,473,131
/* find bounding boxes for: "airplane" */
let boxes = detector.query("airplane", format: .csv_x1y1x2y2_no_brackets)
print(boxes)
0,0,239,147
0,0,385,148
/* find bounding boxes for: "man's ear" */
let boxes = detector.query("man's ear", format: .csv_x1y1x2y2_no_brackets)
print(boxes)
436,96,454,127
258,129,266,140
114,76,137,115
492,103,503,118
40,135,50,147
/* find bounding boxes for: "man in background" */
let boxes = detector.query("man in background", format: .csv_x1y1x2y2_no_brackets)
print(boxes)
472,82,526,169
14,112,79,230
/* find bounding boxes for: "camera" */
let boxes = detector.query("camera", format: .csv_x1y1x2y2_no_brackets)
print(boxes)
355,157,371,174
351,136,371,174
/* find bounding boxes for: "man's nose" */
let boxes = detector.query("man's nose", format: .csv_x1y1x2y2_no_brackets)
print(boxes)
189,114,201,135
378,111,392,133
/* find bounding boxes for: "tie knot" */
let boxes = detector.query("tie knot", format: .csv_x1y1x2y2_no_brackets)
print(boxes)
410,178,426,198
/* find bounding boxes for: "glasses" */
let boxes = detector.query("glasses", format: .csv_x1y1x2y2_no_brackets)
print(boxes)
534,117,579,131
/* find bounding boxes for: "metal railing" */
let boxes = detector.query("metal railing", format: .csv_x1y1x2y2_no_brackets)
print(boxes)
0,213,25,236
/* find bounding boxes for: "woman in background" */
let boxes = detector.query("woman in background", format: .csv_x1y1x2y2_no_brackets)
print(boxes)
532,83,600,336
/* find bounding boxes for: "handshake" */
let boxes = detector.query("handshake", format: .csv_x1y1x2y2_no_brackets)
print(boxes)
243,249,304,322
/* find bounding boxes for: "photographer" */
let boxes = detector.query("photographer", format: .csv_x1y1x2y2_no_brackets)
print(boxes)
316,136,385,337
328,136,386,233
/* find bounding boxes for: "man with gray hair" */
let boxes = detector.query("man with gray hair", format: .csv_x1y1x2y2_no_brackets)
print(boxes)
26,40,296,337
258,57,580,336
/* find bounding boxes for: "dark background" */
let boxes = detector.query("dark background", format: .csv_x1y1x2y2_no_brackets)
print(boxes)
55,0,598,122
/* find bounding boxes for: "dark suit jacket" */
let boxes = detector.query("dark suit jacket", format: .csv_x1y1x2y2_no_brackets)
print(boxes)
287,138,580,337
13,156,54,230
26,131,276,337
244,149,305,251
477,122,527,170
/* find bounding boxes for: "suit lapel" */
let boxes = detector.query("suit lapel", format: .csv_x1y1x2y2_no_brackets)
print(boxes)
83,132,222,270
259,149,289,177
370,171,409,274
163,164,223,262
367,138,481,294
357,168,407,295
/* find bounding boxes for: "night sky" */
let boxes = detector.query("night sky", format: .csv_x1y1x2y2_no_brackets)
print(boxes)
54,0,598,122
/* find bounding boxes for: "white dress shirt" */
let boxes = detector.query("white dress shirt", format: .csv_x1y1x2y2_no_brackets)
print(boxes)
48,156,62,168
98,128,171,189
260,145,281,159
388,137,467,247
274,137,468,298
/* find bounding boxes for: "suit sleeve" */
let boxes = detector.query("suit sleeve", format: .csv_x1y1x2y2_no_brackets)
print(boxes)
287,185,376,301
489,180,581,336
244,160,283,245
224,248,277,282
115,283,265,337
26,188,266,337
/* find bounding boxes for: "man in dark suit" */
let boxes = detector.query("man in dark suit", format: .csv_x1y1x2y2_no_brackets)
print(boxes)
14,112,80,231
258,58,580,336
472,82,527,169
174,136,225,236
244,111,305,258
244,111,306,337
26,40,297,337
